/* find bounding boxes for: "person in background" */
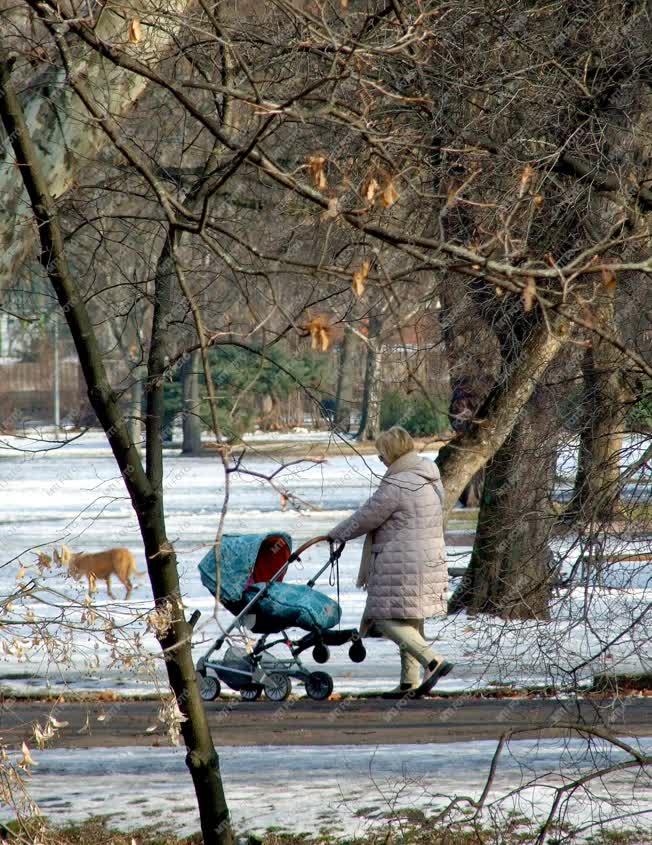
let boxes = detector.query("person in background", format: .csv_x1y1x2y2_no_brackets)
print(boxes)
328,426,452,698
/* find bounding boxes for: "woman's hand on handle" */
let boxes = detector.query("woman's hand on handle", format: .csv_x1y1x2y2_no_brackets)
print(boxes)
328,537,346,558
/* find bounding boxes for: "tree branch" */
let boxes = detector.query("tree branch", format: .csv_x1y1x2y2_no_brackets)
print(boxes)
437,318,568,513
0,58,152,503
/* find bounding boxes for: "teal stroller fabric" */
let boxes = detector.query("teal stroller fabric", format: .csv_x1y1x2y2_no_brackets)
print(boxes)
245,582,341,631
198,533,292,611
198,533,341,633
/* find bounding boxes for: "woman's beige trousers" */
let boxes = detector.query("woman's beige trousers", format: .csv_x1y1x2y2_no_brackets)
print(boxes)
374,618,443,687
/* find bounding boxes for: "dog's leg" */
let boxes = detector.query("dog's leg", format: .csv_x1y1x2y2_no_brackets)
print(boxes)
124,578,133,600
105,574,115,599
88,573,96,595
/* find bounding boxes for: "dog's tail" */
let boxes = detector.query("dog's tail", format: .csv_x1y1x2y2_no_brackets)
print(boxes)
127,554,147,578
129,560,147,577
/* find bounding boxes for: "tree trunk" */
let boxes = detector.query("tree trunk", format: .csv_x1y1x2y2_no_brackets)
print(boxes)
563,290,626,525
365,347,383,441
137,499,232,842
181,350,203,455
356,316,383,441
440,316,566,620
458,471,484,508
357,344,383,440
0,0,192,291
450,396,557,620
0,62,233,845
334,326,354,432
128,364,145,447
438,320,566,516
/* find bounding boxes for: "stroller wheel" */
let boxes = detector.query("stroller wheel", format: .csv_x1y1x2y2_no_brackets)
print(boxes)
312,643,330,664
349,640,366,663
240,684,262,701
263,672,292,702
197,671,221,701
305,671,334,701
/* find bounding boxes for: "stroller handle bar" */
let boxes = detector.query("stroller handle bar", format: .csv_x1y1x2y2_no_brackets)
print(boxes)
295,536,345,589
288,535,344,562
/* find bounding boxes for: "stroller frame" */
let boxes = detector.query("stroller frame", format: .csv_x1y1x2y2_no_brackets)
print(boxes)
196,536,366,702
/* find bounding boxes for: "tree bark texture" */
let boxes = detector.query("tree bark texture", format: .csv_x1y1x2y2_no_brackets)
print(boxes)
181,349,203,455
363,347,383,441
0,0,191,290
449,394,557,620
128,363,145,448
437,320,566,516
356,316,384,441
562,291,630,526
334,326,355,432
564,351,626,525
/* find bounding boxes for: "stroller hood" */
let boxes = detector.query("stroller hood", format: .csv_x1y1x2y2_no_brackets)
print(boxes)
198,533,293,609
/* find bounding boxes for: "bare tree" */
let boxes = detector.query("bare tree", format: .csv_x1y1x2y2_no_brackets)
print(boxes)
334,324,355,433
0,59,233,845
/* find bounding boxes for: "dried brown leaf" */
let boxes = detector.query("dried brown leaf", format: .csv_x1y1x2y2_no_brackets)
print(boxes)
352,259,371,297
308,154,327,190
364,177,380,203
128,17,143,43
305,316,332,352
446,184,459,206
36,552,51,569
519,164,535,193
580,304,594,328
601,267,617,290
20,741,37,767
381,179,399,208
522,277,536,312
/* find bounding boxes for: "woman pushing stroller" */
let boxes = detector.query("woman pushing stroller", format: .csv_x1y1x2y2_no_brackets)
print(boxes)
327,426,453,699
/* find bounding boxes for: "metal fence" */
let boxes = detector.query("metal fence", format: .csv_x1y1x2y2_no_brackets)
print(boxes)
0,358,86,425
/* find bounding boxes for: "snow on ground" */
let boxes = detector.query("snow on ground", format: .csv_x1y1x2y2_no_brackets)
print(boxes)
0,429,650,697
12,738,652,838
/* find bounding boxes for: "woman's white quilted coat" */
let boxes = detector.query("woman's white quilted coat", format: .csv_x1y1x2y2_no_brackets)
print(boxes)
330,453,447,621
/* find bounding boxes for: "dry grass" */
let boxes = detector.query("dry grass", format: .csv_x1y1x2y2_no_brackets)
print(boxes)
0,818,200,845
0,816,646,845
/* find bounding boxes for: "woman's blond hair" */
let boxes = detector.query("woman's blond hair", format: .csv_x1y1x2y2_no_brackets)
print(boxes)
375,426,415,466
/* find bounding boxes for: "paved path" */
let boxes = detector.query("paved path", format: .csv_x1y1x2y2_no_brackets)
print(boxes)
2,696,650,748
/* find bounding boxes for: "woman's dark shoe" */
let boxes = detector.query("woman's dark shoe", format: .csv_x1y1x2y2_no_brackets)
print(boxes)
414,660,454,697
381,683,417,700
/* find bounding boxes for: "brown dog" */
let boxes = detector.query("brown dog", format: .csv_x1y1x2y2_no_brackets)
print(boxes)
55,545,144,599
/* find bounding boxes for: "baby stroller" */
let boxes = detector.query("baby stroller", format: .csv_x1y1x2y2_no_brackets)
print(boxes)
196,533,366,701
